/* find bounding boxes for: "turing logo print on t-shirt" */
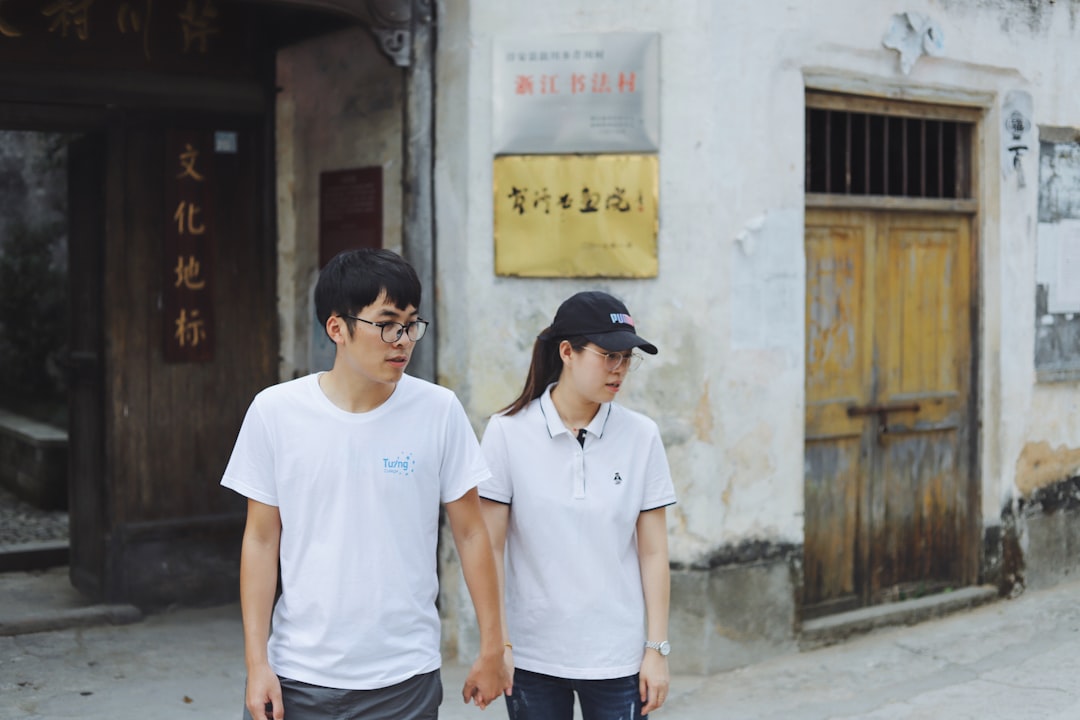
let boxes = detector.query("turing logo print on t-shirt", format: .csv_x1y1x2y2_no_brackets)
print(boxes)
382,452,416,477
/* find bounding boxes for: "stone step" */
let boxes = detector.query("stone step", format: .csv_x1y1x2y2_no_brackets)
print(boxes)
0,565,142,637
800,585,1000,649
0,539,68,572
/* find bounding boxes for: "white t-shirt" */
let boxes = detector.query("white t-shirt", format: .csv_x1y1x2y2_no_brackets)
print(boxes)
221,372,489,690
479,386,676,679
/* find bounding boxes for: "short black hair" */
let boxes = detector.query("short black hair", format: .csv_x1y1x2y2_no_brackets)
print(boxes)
314,249,422,336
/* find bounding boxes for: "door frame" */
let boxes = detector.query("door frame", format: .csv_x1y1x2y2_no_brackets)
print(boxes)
802,90,984,615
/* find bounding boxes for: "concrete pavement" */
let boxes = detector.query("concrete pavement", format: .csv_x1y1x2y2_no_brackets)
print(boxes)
2,566,1080,719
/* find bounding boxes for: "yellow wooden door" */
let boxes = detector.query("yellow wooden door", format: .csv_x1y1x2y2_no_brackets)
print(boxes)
804,209,976,615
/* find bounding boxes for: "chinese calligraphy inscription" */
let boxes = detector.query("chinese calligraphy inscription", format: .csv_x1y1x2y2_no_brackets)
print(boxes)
494,154,658,278
164,129,215,362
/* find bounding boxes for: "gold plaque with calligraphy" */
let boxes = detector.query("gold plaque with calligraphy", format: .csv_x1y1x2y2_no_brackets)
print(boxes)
493,154,658,278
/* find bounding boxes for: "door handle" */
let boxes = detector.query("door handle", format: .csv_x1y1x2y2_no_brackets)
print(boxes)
846,402,921,418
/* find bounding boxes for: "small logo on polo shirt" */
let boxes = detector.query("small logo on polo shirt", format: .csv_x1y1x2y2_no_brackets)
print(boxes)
613,472,623,485
382,452,415,476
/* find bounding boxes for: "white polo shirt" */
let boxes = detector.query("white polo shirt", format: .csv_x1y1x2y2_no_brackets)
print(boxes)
479,385,676,679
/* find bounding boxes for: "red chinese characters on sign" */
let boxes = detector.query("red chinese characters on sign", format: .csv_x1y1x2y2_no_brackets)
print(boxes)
503,48,636,97
164,130,214,362
513,71,635,96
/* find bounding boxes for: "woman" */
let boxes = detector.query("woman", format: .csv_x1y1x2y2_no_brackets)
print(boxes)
479,290,676,719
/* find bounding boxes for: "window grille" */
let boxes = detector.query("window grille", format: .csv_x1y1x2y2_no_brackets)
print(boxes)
805,107,973,199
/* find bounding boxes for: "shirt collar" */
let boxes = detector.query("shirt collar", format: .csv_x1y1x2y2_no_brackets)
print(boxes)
538,383,612,440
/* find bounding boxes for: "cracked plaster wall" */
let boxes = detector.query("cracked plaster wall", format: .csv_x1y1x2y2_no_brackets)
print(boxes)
432,0,1080,633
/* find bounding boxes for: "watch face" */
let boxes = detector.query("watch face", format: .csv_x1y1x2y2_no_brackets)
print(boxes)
659,641,671,656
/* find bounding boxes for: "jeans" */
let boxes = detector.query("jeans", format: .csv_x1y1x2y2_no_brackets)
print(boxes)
505,668,645,720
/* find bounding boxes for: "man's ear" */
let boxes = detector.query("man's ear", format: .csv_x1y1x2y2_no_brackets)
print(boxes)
326,315,348,344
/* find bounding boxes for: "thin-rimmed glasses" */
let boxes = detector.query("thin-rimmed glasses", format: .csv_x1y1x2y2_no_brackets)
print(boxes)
344,314,429,343
580,345,643,372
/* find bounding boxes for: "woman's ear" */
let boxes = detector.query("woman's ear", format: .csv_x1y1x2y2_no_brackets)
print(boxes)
558,339,574,364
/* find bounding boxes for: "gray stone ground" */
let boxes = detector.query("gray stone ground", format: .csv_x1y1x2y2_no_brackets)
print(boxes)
4,492,1080,719
2,567,1080,720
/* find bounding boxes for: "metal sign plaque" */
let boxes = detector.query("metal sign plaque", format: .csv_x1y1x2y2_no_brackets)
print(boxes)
493,33,660,154
493,154,658,278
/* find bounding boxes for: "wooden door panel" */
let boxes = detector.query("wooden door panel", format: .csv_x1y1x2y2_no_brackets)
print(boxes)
804,438,862,610
67,132,107,600
806,218,869,419
872,214,972,597
875,430,964,599
879,220,969,399
804,208,976,612
804,211,872,609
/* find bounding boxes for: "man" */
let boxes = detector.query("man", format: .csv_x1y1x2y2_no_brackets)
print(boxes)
222,248,510,719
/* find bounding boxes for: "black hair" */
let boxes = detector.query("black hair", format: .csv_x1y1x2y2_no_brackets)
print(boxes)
500,332,587,416
314,249,422,338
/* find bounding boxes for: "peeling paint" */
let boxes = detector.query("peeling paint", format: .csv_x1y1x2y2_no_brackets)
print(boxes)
1015,441,1080,495
882,12,944,75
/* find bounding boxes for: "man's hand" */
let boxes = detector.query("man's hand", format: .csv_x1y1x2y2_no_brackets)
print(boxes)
461,649,512,709
245,663,284,720
639,650,670,715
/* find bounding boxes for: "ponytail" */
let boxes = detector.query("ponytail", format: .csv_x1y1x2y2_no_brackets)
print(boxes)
500,331,586,416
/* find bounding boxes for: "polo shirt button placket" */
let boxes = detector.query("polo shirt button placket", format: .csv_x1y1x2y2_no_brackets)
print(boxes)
572,441,586,499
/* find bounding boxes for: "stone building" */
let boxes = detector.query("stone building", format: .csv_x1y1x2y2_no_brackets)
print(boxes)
4,0,1080,676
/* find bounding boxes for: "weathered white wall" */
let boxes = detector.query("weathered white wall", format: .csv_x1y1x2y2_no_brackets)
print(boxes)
436,0,1080,568
436,2,807,575
276,26,404,380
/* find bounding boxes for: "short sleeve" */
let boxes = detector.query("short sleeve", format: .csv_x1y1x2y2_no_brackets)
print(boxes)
220,400,279,507
641,423,676,512
478,415,513,504
439,394,492,504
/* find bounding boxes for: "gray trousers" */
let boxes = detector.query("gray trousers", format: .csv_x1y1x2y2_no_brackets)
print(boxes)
243,669,442,720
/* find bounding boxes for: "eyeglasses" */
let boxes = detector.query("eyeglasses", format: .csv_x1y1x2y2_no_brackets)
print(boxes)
343,314,429,343
580,345,643,372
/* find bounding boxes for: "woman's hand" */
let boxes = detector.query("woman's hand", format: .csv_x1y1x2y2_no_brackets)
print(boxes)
639,650,670,714
503,644,515,696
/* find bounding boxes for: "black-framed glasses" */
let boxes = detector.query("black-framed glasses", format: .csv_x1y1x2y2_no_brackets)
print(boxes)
343,314,429,343
580,345,643,372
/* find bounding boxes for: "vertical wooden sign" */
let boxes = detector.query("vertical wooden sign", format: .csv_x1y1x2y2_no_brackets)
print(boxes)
319,167,383,268
164,129,214,362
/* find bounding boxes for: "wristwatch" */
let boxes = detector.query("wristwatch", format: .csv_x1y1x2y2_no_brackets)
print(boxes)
644,640,671,656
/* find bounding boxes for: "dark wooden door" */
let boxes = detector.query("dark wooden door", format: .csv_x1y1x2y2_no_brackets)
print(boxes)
98,114,276,605
67,132,108,599
804,208,978,616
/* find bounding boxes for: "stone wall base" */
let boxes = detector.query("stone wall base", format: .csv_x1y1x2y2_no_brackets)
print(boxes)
0,409,67,510
669,548,800,675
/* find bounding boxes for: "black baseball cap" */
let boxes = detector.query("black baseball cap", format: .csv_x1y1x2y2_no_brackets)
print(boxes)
538,291,658,354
